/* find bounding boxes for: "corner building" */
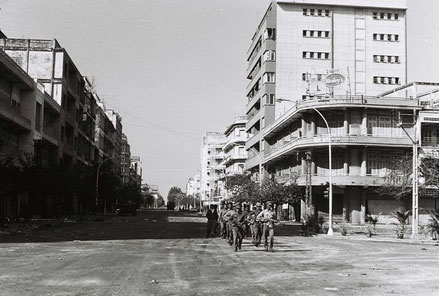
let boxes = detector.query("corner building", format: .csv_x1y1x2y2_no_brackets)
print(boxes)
244,0,428,224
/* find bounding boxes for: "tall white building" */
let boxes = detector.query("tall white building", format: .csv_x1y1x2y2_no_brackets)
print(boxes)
200,132,226,203
186,172,201,197
216,116,248,199
245,0,407,179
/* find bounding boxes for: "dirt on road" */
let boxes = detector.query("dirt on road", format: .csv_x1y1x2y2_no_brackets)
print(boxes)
0,210,438,296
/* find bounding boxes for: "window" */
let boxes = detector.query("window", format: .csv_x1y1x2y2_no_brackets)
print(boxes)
317,74,323,81
263,50,276,62
373,76,401,85
303,51,330,60
373,33,399,42
373,11,400,21
303,8,330,17
302,73,307,81
373,55,400,64
264,28,276,40
35,102,42,131
264,94,275,105
262,72,275,83
303,30,330,38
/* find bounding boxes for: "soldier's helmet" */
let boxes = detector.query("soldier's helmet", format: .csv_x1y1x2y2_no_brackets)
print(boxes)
266,201,273,207
256,202,262,208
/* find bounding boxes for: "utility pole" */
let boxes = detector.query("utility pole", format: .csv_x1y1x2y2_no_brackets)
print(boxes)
305,150,313,220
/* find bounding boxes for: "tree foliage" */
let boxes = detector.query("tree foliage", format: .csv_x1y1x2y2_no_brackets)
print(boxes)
377,154,439,207
225,173,301,205
167,186,183,204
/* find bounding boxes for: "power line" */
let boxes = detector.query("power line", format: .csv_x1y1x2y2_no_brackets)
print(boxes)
104,102,201,138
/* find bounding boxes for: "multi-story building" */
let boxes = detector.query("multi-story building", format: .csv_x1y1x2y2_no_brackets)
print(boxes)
199,132,226,203
121,133,131,184
186,172,201,197
216,116,248,198
245,0,407,185
0,37,95,169
0,49,61,217
242,0,439,225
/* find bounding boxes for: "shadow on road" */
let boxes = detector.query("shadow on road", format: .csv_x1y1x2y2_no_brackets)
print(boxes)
0,210,304,244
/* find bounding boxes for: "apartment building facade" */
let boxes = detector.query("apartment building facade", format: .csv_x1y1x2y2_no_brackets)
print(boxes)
0,33,135,217
216,116,248,198
242,0,439,224
199,132,226,203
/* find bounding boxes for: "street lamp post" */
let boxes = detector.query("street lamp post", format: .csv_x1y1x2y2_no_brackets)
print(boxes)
397,112,419,239
96,156,118,215
276,98,333,235
311,107,333,236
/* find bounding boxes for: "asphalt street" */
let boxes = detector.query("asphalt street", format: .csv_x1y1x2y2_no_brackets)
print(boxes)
0,210,438,296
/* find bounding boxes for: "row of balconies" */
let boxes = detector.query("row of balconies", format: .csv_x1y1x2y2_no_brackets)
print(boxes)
264,134,413,164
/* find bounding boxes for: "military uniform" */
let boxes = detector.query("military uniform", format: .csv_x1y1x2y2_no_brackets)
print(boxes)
223,205,235,245
257,202,277,252
219,203,228,238
250,203,263,246
231,205,246,252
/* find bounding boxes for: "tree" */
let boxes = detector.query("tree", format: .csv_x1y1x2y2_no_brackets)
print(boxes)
167,186,183,204
156,194,165,208
377,154,439,209
143,193,155,209
260,179,301,205
225,173,260,203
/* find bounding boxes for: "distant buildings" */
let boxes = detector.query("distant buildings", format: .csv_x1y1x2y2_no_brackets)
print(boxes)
186,172,201,197
199,132,226,203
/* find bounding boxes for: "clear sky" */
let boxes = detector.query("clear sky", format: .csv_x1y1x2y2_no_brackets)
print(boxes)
1,0,438,197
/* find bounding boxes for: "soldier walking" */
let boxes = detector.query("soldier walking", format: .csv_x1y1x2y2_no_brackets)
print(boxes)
250,202,263,247
257,201,277,252
218,201,228,239
223,202,235,245
206,205,219,238
231,203,246,252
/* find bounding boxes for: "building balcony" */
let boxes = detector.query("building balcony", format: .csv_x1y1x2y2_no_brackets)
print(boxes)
223,154,247,165
246,110,263,133
264,134,412,165
246,131,261,150
264,95,421,139
0,97,31,131
245,153,263,171
275,174,385,187
223,135,248,151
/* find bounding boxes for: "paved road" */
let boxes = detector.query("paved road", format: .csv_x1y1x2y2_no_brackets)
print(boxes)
0,210,438,296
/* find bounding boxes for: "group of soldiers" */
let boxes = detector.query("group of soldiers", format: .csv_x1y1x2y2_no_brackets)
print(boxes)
207,201,278,252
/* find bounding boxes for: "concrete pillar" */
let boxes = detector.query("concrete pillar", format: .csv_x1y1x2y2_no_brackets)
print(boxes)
350,188,362,225
361,148,367,176
301,158,306,175
344,110,349,135
344,148,349,176
301,116,307,138
300,199,306,223
310,113,316,136
360,190,367,225
343,190,349,222
361,109,368,135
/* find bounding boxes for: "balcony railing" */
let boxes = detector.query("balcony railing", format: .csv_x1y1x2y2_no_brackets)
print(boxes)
421,137,439,147
265,134,412,164
264,95,421,138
